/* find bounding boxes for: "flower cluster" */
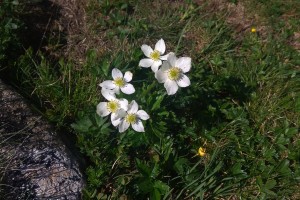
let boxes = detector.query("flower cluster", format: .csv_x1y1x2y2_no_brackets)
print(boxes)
97,68,149,133
96,39,191,133
139,39,191,95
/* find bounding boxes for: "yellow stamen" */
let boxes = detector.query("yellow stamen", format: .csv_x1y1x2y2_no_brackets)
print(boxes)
198,147,206,157
125,114,136,124
150,50,160,61
107,100,119,113
114,77,125,87
168,67,181,81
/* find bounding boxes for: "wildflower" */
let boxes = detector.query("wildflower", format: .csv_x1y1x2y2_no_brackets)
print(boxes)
96,89,128,126
117,100,149,133
139,39,169,72
251,27,256,33
99,68,135,95
198,147,206,157
155,53,191,95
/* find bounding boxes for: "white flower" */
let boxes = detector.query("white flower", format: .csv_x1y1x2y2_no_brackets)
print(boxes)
96,89,128,126
117,100,149,133
139,38,170,72
155,53,191,95
99,68,135,95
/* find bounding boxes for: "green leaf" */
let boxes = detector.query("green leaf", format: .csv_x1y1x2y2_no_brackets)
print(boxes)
265,179,277,190
94,114,106,127
151,95,165,111
71,116,93,132
264,189,277,197
101,58,110,77
277,159,291,174
285,127,298,137
150,188,161,200
136,159,151,177
173,158,189,175
151,163,160,179
138,178,153,193
153,180,170,194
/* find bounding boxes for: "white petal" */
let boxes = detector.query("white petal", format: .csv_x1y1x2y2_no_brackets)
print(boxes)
128,100,138,114
124,71,133,82
121,83,135,94
160,52,174,60
141,45,153,57
161,61,171,71
111,113,121,126
118,98,128,111
177,74,191,87
96,102,110,117
132,120,145,132
101,89,116,101
167,53,177,67
151,60,162,72
116,109,127,118
154,39,166,54
99,80,115,89
155,70,168,83
136,110,150,120
139,58,154,68
112,68,123,79
164,80,178,95
176,57,191,73
119,120,130,133
113,87,121,95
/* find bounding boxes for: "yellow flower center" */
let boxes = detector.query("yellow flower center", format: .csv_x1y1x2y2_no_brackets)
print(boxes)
114,77,125,87
125,114,136,124
150,50,160,61
107,100,119,113
168,67,181,80
198,147,206,157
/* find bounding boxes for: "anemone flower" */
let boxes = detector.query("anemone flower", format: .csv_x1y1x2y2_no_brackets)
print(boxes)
117,100,149,133
155,53,191,95
96,89,128,126
99,68,135,95
139,39,170,72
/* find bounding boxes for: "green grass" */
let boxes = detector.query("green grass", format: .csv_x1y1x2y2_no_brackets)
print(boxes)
1,0,299,199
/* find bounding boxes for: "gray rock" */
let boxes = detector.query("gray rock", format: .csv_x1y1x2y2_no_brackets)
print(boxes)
0,79,85,200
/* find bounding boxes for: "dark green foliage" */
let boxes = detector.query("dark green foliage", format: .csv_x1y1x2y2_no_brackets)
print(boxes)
0,0,22,70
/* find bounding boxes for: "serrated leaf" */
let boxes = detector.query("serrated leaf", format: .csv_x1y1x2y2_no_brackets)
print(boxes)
136,159,151,177
71,116,93,132
151,163,160,179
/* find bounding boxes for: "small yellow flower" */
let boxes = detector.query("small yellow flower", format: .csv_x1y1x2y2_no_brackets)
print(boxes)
251,28,257,33
198,147,206,157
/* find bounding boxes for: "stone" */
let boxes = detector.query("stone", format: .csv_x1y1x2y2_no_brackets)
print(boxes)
0,79,85,200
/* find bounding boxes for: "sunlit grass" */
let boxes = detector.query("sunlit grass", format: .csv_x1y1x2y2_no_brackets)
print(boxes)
0,0,299,199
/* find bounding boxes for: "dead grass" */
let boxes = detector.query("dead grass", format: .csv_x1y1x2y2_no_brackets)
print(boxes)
184,22,210,55
34,0,298,70
42,0,107,65
289,32,300,51
194,0,270,40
